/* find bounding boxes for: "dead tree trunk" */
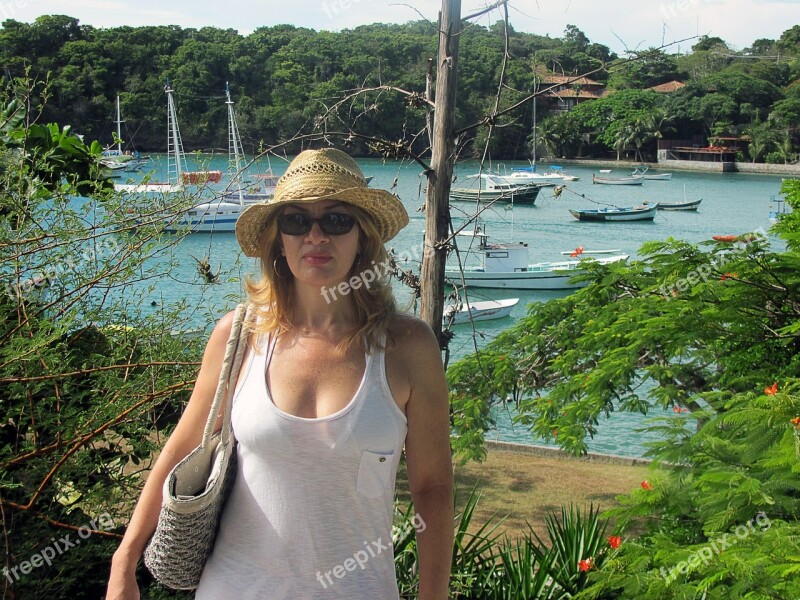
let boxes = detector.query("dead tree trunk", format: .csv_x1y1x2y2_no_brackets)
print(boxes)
420,0,461,349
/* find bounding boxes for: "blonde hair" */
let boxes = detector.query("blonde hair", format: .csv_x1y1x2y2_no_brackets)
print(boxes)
244,205,396,354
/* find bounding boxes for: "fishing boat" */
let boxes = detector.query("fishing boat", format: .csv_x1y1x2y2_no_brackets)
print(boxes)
451,174,542,204
445,230,628,290
592,172,645,185
633,165,673,180
443,297,519,324
568,204,658,222
643,199,701,211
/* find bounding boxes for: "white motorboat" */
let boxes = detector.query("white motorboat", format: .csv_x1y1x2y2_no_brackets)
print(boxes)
445,230,629,290
494,164,579,186
443,297,519,325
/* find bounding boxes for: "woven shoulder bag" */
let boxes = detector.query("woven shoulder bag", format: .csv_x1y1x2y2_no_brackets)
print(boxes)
143,303,251,589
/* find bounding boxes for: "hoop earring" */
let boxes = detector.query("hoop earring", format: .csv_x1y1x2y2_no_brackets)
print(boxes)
273,256,288,279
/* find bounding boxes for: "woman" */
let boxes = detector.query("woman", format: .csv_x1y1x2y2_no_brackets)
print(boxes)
106,148,454,599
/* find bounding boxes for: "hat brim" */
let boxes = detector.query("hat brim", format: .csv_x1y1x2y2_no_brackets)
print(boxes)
235,187,409,257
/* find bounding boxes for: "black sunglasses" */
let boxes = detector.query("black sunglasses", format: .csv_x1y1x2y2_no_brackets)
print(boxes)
277,212,357,236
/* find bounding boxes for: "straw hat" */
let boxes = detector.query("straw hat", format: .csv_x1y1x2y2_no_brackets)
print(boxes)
235,148,409,257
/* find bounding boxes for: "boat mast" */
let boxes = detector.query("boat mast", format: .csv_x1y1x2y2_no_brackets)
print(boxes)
165,80,184,185
226,82,244,205
115,95,123,155
532,83,537,165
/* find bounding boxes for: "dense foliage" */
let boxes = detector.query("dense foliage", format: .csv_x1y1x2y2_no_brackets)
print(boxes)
448,180,800,596
0,16,619,159
0,81,237,598
3,16,796,162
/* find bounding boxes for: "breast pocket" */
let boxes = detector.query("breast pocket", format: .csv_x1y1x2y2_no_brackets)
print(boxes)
357,450,394,498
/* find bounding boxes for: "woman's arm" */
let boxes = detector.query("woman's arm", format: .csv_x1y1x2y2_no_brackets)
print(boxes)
106,310,237,599
396,317,454,600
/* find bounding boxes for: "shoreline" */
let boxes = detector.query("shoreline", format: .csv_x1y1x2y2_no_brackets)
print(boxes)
538,156,800,177
485,440,653,467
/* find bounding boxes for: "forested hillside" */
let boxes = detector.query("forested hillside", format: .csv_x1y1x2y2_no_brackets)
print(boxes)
0,15,798,161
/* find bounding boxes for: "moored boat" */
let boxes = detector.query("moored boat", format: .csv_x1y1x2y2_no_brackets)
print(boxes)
633,165,673,180
445,230,628,290
569,204,658,222
643,198,701,211
451,174,541,204
592,173,644,185
443,297,519,324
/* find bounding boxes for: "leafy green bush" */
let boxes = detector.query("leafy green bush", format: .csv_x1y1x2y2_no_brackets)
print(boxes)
395,491,618,599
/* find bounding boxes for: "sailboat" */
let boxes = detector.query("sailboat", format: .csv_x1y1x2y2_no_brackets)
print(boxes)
100,96,151,173
219,83,278,204
117,83,244,233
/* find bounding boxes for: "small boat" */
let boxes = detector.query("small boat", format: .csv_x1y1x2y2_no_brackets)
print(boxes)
592,173,644,185
643,199,701,211
549,165,579,181
445,230,629,290
569,204,658,222
443,298,519,324
633,165,672,181
711,234,757,244
451,174,541,204
559,248,622,255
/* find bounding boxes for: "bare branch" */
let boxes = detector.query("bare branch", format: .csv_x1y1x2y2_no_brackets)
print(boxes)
463,0,509,21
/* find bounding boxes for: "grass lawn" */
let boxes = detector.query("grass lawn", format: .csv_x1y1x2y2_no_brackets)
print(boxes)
397,446,655,540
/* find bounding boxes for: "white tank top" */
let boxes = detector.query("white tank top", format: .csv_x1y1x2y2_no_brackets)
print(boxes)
196,330,408,599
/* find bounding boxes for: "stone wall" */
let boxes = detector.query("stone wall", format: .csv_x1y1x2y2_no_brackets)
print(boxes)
734,162,800,176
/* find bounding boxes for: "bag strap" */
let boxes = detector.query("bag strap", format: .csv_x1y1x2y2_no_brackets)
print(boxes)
202,303,251,448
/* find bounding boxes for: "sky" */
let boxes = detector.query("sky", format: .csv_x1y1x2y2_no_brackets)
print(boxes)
2,0,799,54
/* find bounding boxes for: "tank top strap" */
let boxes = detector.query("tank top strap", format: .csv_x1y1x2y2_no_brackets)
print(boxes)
264,331,278,367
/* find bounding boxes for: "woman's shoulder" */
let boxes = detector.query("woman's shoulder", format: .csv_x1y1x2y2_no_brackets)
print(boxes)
205,309,239,353
386,312,440,358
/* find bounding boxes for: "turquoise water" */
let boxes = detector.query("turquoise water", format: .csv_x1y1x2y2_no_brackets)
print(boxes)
122,155,792,457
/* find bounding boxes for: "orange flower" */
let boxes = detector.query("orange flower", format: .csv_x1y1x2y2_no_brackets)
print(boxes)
673,406,688,413
552,428,559,438
641,481,653,490
578,557,594,572
791,417,800,429
607,536,622,549
498,355,506,361
765,383,778,395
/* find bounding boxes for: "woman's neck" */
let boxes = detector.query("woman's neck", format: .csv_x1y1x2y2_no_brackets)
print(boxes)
288,280,358,336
